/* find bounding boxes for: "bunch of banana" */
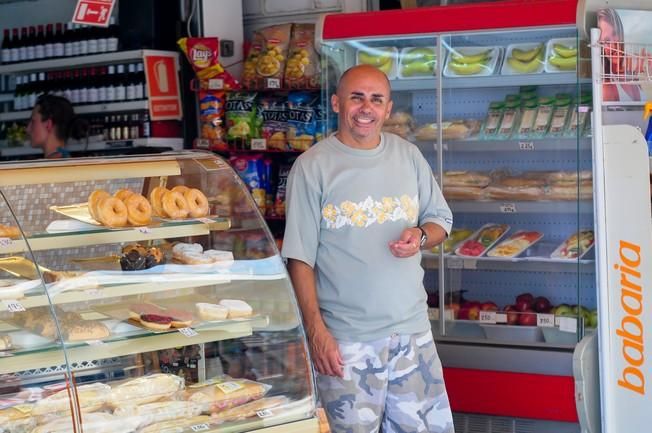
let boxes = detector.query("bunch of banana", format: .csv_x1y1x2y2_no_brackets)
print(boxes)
506,44,544,74
548,43,577,71
400,47,436,77
448,49,492,76
358,48,395,75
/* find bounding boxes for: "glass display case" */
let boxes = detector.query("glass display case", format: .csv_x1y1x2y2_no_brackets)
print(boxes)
0,152,318,432
318,2,592,430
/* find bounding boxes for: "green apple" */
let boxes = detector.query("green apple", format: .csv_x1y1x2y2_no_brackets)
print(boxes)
553,303,573,317
588,309,598,328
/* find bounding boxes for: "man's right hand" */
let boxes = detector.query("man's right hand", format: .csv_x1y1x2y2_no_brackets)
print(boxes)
309,326,344,378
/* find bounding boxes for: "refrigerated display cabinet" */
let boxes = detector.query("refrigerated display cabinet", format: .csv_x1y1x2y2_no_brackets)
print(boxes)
0,152,318,432
318,1,592,432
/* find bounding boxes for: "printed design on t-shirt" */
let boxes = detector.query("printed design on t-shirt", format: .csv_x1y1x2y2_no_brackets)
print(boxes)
322,194,418,228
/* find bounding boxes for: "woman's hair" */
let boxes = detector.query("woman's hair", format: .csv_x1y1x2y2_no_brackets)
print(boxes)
597,8,624,42
35,94,89,141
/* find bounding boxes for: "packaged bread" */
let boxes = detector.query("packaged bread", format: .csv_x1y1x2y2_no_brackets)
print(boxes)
139,415,213,433
382,111,415,139
443,186,486,201
414,119,480,141
31,412,138,433
546,170,592,185
184,375,270,413
492,175,546,188
32,382,111,418
108,374,184,408
114,400,204,428
486,231,543,258
0,404,36,433
485,185,544,201
545,181,593,201
443,171,491,187
212,395,289,423
63,320,110,341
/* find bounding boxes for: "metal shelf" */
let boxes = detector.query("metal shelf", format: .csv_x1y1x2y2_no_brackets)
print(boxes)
449,200,593,214
0,100,149,122
0,49,177,74
417,137,592,152
390,72,586,91
0,138,183,158
422,252,594,272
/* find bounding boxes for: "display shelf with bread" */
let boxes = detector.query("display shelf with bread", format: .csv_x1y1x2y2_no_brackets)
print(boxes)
0,151,319,432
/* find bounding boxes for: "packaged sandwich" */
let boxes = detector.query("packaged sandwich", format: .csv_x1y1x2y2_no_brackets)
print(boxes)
551,230,594,259
184,375,270,413
139,415,213,433
443,171,492,188
31,412,138,433
113,400,204,429
212,396,289,423
108,374,185,408
431,228,475,254
32,382,111,419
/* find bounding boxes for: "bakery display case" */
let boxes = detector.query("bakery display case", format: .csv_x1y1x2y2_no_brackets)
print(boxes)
319,1,592,431
0,152,318,432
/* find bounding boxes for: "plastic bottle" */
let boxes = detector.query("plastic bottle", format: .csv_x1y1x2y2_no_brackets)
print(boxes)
644,102,652,155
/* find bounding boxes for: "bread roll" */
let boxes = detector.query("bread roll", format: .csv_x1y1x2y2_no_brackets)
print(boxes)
443,186,486,201
485,185,544,201
546,170,592,184
443,171,491,188
114,400,203,428
185,376,269,413
108,374,184,408
64,321,110,341
493,176,546,188
32,383,111,418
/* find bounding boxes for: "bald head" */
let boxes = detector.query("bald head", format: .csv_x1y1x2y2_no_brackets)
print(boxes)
336,64,392,98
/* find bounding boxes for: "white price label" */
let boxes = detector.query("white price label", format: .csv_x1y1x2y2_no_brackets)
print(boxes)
0,237,13,248
495,313,507,324
136,226,152,234
500,203,517,213
178,327,198,338
207,78,224,90
463,259,477,270
250,138,267,150
559,317,578,333
537,313,555,327
448,258,463,269
191,424,210,432
479,311,497,324
518,141,535,151
257,408,274,418
578,106,590,113
266,78,281,89
85,339,105,346
4,300,25,312
216,381,244,394
195,138,210,149
198,217,215,224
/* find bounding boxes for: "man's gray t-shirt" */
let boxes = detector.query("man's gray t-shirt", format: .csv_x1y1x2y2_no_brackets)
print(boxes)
282,133,452,342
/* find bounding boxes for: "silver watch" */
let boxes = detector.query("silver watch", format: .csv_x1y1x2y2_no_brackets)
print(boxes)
417,226,427,247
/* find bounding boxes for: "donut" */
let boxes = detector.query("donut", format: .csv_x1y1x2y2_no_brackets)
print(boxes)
162,191,189,219
114,188,135,202
96,197,128,227
0,223,20,239
171,185,190,195
125,194,152,226
149,186,169,217
87,190,110,222
183,188,209,218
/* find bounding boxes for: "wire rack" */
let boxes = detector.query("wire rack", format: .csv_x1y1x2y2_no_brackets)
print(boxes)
597,41,652,85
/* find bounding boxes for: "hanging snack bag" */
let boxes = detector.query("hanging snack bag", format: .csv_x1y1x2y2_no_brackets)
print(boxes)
242,24,292,88
225,92,259,142
284,23,320,89
258,94,288,150
178,37,240,90
287,91,318,151
273,164,291,217
198,90,226,145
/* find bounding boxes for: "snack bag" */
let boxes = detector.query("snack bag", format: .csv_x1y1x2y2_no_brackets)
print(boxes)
258,94,288,150
198,90,226,145
225,92,259,142
229,155,266,212
284,23,320,89
287,91,319,151
273,164,291,217
243,24,292,88
178,37,240,90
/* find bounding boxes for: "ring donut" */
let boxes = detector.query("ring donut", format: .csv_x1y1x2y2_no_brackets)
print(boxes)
162,191,189,219
171,185,191,195
125,193,152,226
114,188,135,202
184,188,209,218
97,197,128,227
149,186,169,217
88,190,110,222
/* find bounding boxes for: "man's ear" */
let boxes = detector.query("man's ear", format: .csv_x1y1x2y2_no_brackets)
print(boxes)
331,94,339,113
385,100,393,120
44,118,54,133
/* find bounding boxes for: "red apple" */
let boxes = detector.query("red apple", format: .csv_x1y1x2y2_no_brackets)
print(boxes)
449,302,460,318
518,309,537,326
458,307,470,320
467,305,480,320
533,296,551,313
480,301,498,311
515,292,534,307
514,299,533,312
503,305,519,325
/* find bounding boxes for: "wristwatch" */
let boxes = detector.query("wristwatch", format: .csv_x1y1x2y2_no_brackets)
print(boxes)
417,226,427,247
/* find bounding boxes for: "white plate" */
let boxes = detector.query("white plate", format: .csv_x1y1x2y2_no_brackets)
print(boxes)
550,229,594,260
444,46,501,78
454,223,510,258
398,46,438,79
486,230,544,258
356,46,398,80
501,42,545,75
49,203,161,229
544,37,577,73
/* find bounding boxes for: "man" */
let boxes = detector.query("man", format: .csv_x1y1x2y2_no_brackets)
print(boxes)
282,64,454,433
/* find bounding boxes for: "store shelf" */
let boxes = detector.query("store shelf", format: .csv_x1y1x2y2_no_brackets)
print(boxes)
390,73,587,91
422,252,594,271
0,219,230,254
0,50,177,74
449,200,593,214
0,92,12,103
416,137,592,152
0,138,183,158
0,100,149,122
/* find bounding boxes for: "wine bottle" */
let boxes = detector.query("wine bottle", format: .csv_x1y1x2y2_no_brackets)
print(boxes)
1,29,11,64
64,22,74,57
115,64,126,101
107,16,119,52
9,28,20,63
126,63,136,100
26,26,36,61
105,65,116,102
35,25,45,59
44,24,54,59
18,27,28,62
54,23,65,58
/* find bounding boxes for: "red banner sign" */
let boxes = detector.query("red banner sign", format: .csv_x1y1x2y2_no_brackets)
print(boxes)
144,53,183,121
72,0,115,27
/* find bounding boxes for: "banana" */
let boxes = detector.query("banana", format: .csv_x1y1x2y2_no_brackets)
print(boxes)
358,50,393,67
402,47,436,65
401,61,434,77
507,53,543,74
511,44,543,62
548,54,577,70
451,49,491,64
448,61,487,75
552,44,577,58
377,61,393,75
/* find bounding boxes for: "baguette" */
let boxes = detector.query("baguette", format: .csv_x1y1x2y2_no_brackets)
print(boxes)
442,171,491,188
212,396,289,423
32,383,111,418
185,376,269,413
114,400,203,428
443,186,486,201
108,374,185,408
485,185,544,201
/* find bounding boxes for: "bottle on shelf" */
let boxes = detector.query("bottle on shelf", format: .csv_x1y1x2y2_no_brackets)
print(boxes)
105,65,116,102
44,24,54,59
87,24,99,55
34,25,45,60
78,24,88,56
1,29,11,64
107,16,119,52
115,64,126,101
26,26,36,61
10,28,20,63
64,22,74,58
136,62,146,99
53,23,65,58
18,27,28,62
126,63,137,100
141,110,151,138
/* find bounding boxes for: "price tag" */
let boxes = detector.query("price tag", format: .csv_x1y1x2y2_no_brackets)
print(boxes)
559,317,578,333
191,424,210,432
195,138,210,149
537,313,555,327
136,226,152,234
463,259,477,270
518,141,535,151
4,300,25,312
479,311,497,324
495,313,507,324
216,381,244,394
500,203,517,213
207,78,224,90
578,106,590,113
178,327,198,338
266,78,281,89
257,408,274,418
447,258,463,269
85,340,105,346
0,237,13,248
250,138,267,150
198,217,215,224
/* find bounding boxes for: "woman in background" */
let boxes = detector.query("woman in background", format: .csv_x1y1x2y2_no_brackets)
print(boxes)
27,94,88,159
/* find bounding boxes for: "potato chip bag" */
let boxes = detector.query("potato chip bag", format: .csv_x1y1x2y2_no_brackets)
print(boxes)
178,37,221,80
287,91,319,151
198,90,225,143
284,24,320,89
258,94,288,150
243,24,292,88
225,92,259,142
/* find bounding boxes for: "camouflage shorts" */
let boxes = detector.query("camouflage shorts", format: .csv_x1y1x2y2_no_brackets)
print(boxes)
317,330,454,433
